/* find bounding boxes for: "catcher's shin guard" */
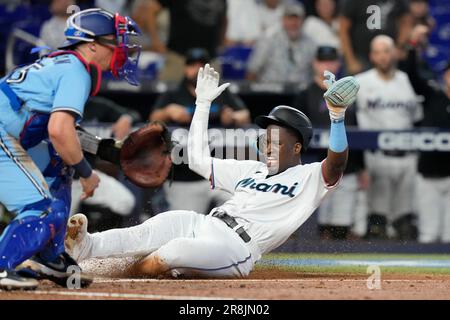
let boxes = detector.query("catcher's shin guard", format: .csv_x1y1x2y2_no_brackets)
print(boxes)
0,198,67,270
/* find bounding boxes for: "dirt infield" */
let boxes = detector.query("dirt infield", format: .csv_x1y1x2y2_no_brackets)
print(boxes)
1,268,450,300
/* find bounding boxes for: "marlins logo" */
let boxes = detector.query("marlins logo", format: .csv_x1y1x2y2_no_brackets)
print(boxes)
235,177,299,198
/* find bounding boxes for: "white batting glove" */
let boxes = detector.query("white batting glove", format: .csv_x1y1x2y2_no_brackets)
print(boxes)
323,70,360,122
195,64,230,111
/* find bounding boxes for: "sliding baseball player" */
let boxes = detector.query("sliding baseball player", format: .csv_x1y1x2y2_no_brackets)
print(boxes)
65,65,359,278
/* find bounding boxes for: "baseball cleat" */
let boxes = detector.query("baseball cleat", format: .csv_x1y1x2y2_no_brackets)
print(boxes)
65,213,90,262
0,269,39,291
20,252,93,288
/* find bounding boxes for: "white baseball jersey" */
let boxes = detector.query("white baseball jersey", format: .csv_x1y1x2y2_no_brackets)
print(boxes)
210,159,337,255
355,69,421,221
76,158,339,279
355,69,423,129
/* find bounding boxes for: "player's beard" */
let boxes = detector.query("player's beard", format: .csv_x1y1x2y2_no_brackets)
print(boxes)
376,60,396,76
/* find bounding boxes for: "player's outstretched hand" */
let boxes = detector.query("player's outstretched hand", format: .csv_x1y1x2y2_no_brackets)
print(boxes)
195,64,230,105
323,70,360,121
80,171,100,200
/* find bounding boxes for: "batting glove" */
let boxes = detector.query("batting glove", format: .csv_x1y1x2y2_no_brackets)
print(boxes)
195,64,230,111
323,70,360,122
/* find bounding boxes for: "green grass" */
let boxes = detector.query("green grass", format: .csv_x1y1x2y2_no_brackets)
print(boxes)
256,253,450,275
262,252,450,260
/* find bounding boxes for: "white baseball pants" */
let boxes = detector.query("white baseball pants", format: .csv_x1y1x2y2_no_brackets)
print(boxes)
364,152,417,220
80,210,259,278
318,173,360,227
417,175,450,243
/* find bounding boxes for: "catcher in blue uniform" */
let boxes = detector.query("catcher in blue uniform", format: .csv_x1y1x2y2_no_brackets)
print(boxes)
0,8,142,290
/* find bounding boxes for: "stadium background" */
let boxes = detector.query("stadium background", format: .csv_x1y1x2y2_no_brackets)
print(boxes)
1,1,450,300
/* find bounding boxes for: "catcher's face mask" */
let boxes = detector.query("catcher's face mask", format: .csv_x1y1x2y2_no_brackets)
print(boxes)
109,14,142,86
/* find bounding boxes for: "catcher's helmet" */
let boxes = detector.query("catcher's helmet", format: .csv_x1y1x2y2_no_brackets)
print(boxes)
59,8,142,86
255,105,313,151
59,8,117,49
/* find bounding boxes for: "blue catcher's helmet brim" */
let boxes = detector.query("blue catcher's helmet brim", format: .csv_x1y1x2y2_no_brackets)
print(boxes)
59,8,116,49
58,39,81,49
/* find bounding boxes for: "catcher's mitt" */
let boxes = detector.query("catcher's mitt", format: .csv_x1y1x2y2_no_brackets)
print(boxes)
119,121,173,188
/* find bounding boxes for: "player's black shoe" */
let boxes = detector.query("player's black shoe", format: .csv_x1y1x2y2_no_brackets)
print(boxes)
365,214,388,240
0,269,39,291
393,214,418,241
20,252,93,288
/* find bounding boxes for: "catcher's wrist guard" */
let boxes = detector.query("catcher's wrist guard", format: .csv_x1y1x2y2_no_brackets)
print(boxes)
76,126,122,164
73,158,92,178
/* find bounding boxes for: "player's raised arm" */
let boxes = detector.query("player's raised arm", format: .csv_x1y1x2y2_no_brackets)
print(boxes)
321,71,360,186
188,64,230,179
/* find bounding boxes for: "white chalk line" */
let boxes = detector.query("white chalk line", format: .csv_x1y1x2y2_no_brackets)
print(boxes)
32,290,241,300
20,278,449,300
92,278,448,283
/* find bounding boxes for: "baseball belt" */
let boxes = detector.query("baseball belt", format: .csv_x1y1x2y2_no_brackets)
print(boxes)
375,150,411,157
211,210,251,243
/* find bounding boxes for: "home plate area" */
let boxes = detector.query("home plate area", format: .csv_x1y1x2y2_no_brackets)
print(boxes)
1,254,450,300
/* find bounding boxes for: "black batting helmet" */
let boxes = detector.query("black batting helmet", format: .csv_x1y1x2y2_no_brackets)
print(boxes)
255,105,313,151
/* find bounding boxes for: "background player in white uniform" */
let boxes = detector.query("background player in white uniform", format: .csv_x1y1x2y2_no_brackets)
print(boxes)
65,64,357,278
355,35,423,240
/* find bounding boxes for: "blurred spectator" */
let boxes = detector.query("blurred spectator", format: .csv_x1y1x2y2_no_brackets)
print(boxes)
403,36,450,243
95,0,129,15
339,0,413,75
401,1,436,81
303,0,340,50
74,0,95,10
355,35,423,240
246,3,316,87
399,24,435,83
71,96,141,231
39,0,75,49
225,0,262,47
135,0,227,82
301,0,317,17
81,96,141,139
258,0,285,32
409,0,435,29
150,48,250,213
151,48,250,127
293,46,368,240
131,0,170,51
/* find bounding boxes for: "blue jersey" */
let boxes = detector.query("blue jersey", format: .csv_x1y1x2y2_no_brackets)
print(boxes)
0,53,91,143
